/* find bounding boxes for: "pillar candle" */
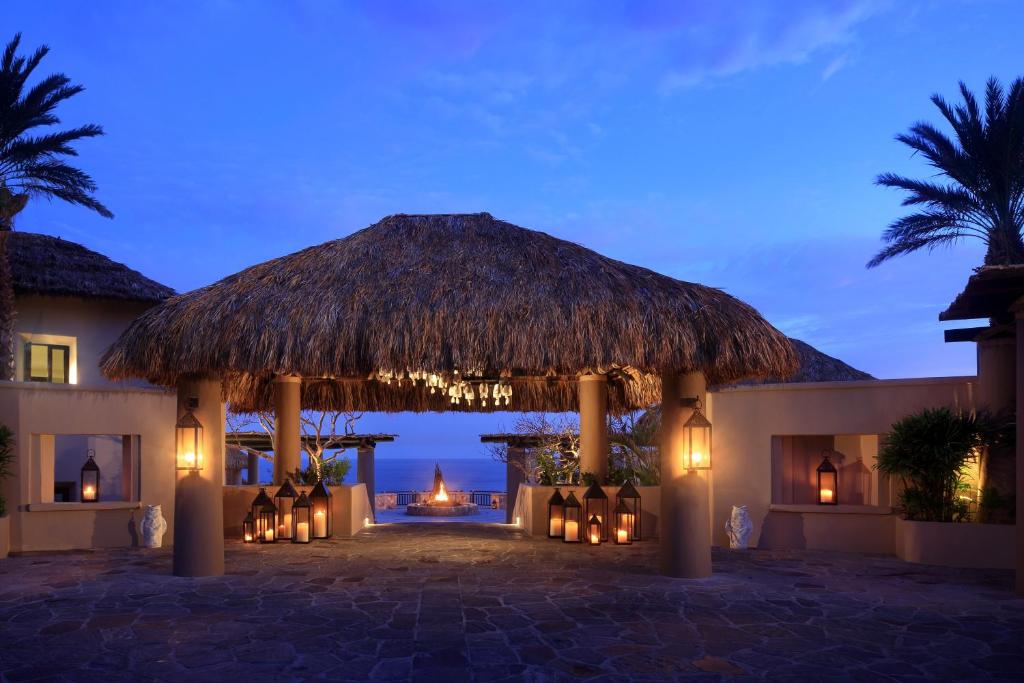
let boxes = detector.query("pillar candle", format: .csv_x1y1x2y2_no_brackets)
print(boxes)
83,485,96,500
617,529,628,544
314,510,327,537
550,517,563,537
564,520,578,541
264,528,274,542
296,522,309,543
820,488,834,503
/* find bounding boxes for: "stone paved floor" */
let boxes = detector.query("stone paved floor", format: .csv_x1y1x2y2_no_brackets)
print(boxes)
1,523,1022,682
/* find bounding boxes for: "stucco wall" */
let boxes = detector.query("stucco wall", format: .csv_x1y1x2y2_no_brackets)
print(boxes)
709,376,977,549
0,382,177,552
223,484,373,540
515,484,661,540
13,294,154,389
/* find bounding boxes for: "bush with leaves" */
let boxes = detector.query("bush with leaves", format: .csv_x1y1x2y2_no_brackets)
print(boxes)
876,407,1000,522
0,425,13,516
294,457,350,486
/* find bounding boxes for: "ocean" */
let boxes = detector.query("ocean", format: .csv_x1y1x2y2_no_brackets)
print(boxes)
255,456,505,492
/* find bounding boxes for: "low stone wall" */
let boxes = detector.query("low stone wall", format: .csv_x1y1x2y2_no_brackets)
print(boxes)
374,491,505,510
895,517,1015,569
515,484,661,540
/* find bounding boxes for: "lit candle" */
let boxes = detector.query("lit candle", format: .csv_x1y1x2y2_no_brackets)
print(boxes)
265,528,274,542
550,517,563,536
515,516,521,527
278,524,286,538
564,520,578,541
589,532,600,544
617,529,628,544
820,488,834,503
692,452,703,466
296,522,309,543
282,512,292,534
82,485,96,500
244,533,253,542
314,510,327,537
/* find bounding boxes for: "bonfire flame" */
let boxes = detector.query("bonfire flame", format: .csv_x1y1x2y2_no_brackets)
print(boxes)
430,463,452,504
434,480,449,503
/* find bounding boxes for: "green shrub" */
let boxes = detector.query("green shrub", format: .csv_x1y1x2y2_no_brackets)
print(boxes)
0,424,13,516
876,408,992,522
294,456,350,486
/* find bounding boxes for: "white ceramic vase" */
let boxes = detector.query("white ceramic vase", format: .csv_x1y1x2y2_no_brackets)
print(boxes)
141,504,168,548
724,505,753,549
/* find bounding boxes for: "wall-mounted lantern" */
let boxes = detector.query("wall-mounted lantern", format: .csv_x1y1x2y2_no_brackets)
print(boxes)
292,491,312,543
175,397,204,471
273,479,298,541
563,492,582,543
80,450,99,502
310,480,333,539
583,483,608,541
613,500,633,545
817,452,838,505
682,400,712,471
242,512,255,543
547,488,565,539
587,514,602,545
615,481,641,541
258,500,277,542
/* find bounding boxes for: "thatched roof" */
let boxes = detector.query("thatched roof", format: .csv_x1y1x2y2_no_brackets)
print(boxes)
940,265,1024,324
102,213,797,412
6,231,174,303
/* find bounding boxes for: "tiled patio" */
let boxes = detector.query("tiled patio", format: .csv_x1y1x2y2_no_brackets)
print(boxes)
0,523,1021,682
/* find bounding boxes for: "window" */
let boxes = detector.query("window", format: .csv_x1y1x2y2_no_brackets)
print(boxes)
771,434,890,507
36,434,140,504
25,342,71,383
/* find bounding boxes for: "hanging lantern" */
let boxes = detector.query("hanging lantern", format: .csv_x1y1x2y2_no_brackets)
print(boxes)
587,513,602,545
175,397,204,471
273,479,299,541
310,479,333,539
817,453,838,505
242,512,255,543
682,401,712,470
582,483,609,541
547,488,565,538
258,500,277,543
563,492,583,543
292,491,312,543
613,500,633,545
80,450,100,502
615,481,642,540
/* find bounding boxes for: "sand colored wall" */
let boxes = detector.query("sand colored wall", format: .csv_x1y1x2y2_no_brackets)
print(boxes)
223,484,373,540
13,295,155,389
895,517,1014,569
709,376,977,549
0,382,177,552
515,484,661,540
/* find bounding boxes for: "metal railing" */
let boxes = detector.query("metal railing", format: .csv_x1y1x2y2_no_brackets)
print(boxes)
389,490,502,507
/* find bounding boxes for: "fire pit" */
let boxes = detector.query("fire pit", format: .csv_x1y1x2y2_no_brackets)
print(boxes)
406,464,479,517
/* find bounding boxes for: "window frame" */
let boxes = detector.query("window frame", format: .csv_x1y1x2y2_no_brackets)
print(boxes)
24,341,72,384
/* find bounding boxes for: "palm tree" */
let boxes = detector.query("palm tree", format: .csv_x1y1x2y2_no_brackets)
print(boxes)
0,33,111,378
868,77,1024,268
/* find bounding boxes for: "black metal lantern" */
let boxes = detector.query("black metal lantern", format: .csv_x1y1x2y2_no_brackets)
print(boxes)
310,479,333,539
258,500,277,543
563,491,583,543
587,513,602,545
251,487,272,525
613,500,633,545
817,452,838,505
273,479,299,541
582,483,609,541
292,491,312,543
80,449,99,502
615,481,642,541
175,397,204,471
682,401,712,470
242,512,255,543
547,488,565,539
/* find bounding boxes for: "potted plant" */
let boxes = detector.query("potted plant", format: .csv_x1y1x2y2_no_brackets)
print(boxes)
0,424,13,559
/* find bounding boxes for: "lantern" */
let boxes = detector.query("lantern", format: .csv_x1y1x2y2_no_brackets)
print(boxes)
582,483,609,541
250,487,272,523
310,479,333,539
273,479,298,541
563,492,583,543
682,401,712,470
587,514,602,545
175,397,204,471
817,453,838,505
258,500,277,543
242,512,255,543
292,491,312,543
613,500,633,545
80,450,99,502
615,481,642,540
547,488,565,539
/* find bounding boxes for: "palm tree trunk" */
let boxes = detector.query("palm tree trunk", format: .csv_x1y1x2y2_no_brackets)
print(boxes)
984,224,1024,266
0,231,15,381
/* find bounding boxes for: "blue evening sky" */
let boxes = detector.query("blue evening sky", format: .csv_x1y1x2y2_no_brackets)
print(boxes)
11,1,1022,461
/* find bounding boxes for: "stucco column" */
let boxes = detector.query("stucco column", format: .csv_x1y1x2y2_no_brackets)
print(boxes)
357,444,376,517
579,374,609,482
273,375,302,484
173,376,225,578
660,370,712,578
1016,312,1024,596
246,450,260,485
506,445,527,524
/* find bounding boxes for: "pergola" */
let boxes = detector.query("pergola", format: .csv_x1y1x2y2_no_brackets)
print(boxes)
940,264,1024,596
102,213,797,578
